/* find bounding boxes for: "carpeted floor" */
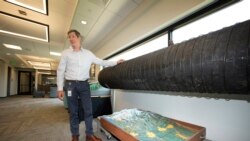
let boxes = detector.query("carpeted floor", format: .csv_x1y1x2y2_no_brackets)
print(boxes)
0,95,117,141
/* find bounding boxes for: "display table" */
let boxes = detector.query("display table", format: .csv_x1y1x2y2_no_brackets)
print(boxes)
99,109,206,141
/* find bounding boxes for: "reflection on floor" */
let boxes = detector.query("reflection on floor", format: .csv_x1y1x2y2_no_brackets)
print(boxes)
0,95,117,141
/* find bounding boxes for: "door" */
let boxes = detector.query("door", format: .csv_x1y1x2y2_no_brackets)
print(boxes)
18,71,31,95
7,67,11,96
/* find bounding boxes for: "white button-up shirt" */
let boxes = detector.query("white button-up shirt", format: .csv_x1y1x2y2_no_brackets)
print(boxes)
57,47,116,91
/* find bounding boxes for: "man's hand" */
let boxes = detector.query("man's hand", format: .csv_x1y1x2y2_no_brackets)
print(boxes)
117,59,125,64
57,91,64,101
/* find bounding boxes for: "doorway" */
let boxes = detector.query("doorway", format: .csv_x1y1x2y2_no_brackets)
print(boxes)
18,71,31,95
7,67,11,97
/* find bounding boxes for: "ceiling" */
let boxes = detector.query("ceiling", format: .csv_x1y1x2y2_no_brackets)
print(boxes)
0,0,142,70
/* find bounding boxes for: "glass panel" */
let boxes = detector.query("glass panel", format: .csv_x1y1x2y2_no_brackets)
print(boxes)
109,33,168,61
173,0,250,44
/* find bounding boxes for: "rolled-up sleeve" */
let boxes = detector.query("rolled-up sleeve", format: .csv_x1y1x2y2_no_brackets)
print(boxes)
57,52,67,91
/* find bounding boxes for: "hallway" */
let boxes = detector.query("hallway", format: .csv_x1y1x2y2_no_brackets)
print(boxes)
0,96,115,141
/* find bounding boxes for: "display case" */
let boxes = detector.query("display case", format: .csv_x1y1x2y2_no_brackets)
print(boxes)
99,109,206,141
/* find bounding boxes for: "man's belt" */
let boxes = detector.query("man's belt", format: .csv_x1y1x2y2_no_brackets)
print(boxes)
65,79,88,83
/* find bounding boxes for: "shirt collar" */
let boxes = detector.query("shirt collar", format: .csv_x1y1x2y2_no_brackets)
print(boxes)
69,46,83,52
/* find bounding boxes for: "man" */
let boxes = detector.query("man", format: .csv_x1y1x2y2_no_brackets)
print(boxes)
57,29,123,141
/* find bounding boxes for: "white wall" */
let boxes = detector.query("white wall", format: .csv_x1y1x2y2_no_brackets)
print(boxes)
113,90,250,141
0,61,8,97
0,63,18,96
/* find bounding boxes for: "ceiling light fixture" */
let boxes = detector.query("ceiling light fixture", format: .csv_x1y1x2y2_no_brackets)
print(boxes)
0,27,48,42
50,51,61,56
81,20,87,25
0,12,49,42
3,43,22,50
6,0,48,15
27,61,50,68
37,71,51,74
47,77,55,80
34,66,51,70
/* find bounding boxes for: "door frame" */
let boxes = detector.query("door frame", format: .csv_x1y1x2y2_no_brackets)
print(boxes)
18,71,32,95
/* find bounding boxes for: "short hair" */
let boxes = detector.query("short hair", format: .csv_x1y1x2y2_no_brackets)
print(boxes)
67,29,81,38
67,29,85,43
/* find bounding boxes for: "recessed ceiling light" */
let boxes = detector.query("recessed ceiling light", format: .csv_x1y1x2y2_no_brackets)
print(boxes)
50,51,61,56
34,66,51,70
47,77,55,80
3,43,22,50
0,27,48,42
81,20,87,25
6,0,48,15
27,61,50,68
0,12,49,42
37,71,51,74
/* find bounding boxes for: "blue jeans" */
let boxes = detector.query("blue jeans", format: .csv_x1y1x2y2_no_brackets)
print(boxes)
65,80,93,136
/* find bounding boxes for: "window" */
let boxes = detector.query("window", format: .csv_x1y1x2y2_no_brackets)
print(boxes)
173,0,250,44
109,33,168,61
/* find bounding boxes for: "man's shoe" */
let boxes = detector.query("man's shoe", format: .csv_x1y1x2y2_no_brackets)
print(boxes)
93,135,102,141
86,135,102,141
72,135,79,141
